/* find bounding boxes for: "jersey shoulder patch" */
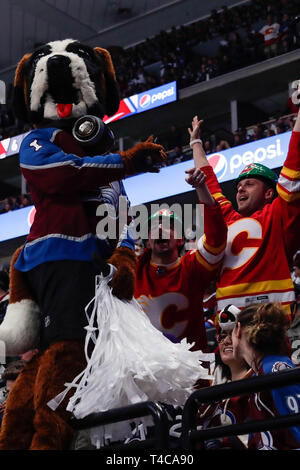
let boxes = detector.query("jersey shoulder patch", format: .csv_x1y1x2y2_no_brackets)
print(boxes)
271,361,293,373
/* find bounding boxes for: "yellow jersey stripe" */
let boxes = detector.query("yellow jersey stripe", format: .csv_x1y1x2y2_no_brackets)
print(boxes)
281,166,300,180
196,250,220,271
277,185,300,202
203,235,227,255
216,278,294,298
212,192,227,201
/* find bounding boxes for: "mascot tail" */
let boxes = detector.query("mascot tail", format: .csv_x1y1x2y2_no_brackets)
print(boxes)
0,246,40,356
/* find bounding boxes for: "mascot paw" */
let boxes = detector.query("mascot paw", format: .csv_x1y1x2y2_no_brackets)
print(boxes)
110,264,135,300
120,136,167,175
107,246,137,301
93,247,136,300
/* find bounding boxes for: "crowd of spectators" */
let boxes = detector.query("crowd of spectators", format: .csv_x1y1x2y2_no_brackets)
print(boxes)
157,111,297,167
0,193,32,214
0,111,296,214
110,0,300,99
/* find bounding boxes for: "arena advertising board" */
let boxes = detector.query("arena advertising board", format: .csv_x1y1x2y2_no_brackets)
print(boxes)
0,82,177,159
123,131,291,206
102,81,177,124
0,205,35,242
0,132,30,159
0,131,291,242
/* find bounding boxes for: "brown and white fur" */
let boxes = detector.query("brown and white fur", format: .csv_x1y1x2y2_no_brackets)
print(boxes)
0,39,166,450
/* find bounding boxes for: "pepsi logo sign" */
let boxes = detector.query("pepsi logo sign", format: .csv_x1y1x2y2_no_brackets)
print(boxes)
139,94,151,108
207,153,228,181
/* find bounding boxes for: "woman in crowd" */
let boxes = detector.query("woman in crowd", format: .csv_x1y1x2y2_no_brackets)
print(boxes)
197,305,253,450
232,302,300,450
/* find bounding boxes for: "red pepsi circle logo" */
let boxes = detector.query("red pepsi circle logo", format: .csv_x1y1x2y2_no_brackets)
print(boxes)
27,207,36,227
207,153,228,181
139,94,151,108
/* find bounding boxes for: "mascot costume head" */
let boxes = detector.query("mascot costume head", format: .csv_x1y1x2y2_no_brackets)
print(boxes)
0,39,166,450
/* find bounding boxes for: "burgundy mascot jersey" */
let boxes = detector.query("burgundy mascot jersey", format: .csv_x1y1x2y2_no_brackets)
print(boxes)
14,127,134,272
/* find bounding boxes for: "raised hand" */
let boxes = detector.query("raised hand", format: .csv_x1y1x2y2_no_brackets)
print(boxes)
185,167,216,207
188,116,204,142
120,136,167,175
185,167,207,188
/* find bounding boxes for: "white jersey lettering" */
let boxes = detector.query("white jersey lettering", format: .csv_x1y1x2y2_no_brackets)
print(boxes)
223,218,263,271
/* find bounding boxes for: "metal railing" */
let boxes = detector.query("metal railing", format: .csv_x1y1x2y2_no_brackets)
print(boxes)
71,368,300,451
71,400,170,450
181,367,300,450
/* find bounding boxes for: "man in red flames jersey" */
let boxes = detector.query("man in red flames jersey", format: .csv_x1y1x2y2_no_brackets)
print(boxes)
188,104,300,319
134,167,227,352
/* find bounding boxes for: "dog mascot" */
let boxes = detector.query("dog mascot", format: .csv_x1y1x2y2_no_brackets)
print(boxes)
0,39,166,450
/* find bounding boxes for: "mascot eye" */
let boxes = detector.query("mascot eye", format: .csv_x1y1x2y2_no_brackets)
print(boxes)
77,48,92,60
32,52,47,66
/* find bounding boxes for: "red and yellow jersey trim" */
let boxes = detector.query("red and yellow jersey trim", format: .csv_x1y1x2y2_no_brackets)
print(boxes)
277,163,300,202
281,165,300,180
212,192,232,206
202,235,227,255
216,278,294,299
195,250,222,271
149,258,182,271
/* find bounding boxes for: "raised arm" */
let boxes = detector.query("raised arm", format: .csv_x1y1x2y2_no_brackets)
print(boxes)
276,107,300,260
188,116,209,168
20,129,167,195
185,167,227,274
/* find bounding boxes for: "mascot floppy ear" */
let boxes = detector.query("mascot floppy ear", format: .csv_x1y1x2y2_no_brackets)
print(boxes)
94,47,120,117
13,53,32,123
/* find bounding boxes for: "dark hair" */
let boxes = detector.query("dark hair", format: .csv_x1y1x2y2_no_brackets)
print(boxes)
256,176,277,196
215,350,231,380
236,303,289,355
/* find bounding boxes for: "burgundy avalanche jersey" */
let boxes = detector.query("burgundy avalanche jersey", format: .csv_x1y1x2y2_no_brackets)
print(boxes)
247,355,300,450
197,369,254,449
134,204,227,352
14,127,134,272
201,131,300,317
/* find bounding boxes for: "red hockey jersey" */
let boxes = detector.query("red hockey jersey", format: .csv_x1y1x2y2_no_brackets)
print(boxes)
134,204,227,352
201,131,300,317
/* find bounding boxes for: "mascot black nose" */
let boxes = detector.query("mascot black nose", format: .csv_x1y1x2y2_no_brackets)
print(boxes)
47,54,76,103
47,54,71,73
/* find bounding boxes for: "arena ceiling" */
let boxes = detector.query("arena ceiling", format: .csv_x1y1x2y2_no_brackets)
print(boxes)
0,0,244,74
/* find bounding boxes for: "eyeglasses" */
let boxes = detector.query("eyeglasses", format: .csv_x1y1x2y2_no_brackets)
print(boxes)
216,331,232,343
